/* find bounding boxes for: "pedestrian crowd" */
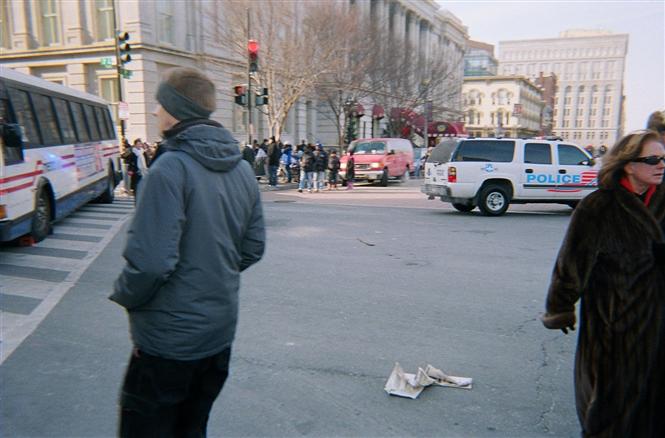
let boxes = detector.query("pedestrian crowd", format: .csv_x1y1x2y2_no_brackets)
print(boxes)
240,137,349,191
119,137,160,200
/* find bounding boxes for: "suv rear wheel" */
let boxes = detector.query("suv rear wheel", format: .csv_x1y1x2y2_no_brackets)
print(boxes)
478,185,510,216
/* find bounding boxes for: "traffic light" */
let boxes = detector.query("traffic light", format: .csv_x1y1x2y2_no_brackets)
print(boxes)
233,85,247,106
248,39,259,73
117,32,131,65
255,87,269,106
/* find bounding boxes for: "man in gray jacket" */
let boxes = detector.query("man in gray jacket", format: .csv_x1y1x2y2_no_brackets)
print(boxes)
110,67,265,437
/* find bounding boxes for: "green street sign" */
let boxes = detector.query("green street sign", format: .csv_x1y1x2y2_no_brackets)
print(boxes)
120,68,132,79
100,57,114,68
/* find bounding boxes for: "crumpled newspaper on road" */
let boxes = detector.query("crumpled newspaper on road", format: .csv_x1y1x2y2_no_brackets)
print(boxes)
384,362,473,399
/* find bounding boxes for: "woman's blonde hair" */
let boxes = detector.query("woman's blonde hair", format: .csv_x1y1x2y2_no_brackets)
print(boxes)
598,130,662,188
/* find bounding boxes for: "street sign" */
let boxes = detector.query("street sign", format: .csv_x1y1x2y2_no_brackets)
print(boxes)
100,57,114,68
120,68,132,79
118,101,129,120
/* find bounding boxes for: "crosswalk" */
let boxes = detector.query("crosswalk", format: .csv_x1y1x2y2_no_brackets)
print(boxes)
0,197,134,364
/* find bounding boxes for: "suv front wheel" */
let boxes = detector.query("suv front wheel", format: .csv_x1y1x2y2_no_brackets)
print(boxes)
478,185,510,216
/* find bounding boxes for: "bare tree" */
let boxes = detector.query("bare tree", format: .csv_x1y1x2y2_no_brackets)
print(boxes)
313,5,465,146
209,0,361,140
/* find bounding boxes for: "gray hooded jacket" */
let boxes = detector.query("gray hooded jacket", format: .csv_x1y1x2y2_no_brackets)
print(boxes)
110,121,265,360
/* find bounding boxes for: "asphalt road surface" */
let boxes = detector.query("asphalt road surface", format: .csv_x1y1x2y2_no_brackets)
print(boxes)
1,181,580,437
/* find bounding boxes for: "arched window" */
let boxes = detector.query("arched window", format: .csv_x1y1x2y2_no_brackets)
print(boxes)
578,85,585,93
497,89,508,106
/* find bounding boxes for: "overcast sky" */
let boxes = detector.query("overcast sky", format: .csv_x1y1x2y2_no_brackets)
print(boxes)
437,0,665,131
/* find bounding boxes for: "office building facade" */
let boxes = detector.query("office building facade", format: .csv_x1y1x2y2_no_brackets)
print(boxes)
498,30,628,148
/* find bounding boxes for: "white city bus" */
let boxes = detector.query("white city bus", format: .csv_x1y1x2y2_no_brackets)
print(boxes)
0,68,120,243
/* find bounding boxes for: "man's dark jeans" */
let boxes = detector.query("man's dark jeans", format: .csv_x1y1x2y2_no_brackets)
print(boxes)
269,165,279,186
119,347,231,438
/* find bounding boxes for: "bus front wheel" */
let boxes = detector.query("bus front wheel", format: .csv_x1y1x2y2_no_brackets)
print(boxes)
96,166,115,204
31,186,52,242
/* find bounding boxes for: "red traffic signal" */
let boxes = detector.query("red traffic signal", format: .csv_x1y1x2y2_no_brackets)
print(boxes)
248,39,259,73
247,40,259,55
233,85,246,95
233,85,247,106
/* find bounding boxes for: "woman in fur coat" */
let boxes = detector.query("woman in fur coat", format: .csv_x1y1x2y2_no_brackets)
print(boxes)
542,130,665,437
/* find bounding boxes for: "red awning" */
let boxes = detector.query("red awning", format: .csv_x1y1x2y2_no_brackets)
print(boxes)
350,103,364,117
372,104,385,119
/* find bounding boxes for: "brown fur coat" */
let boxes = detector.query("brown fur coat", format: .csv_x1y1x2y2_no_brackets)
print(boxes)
543,183,665,437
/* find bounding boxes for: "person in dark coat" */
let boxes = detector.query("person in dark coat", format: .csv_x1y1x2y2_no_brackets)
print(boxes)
345,149,355,190
327,149,340,190
267,139,281,187
242,143,255,165
298,145,315,193
110,67,265,437
542,130,665,437
312,145,327,192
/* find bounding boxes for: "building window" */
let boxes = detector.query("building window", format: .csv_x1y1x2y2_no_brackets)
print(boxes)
95,0,115,41
497,90,508,106
603,107,610,116
39,0,61,45
575,119,582,128
0,1,9,49
564,97,571,105
577,108,583,116
100,77,119,121
589,119,596,128
158,0,175,45
578,96,584,105
564,108,571,116
602,119,609,127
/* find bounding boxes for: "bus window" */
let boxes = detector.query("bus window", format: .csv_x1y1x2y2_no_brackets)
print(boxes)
52,98,78,144
83,104,101,141
94,106,110,139
7,88,41,146
104,109,116,140
70,102,91,143
31,93,63,146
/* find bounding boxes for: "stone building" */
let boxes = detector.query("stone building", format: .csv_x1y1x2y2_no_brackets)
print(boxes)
0,0,467,146
462,76,544,138
498,30,628,148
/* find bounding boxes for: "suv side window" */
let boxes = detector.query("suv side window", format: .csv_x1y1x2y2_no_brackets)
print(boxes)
558,144,590,165
453,140,515,162
524,143,552,164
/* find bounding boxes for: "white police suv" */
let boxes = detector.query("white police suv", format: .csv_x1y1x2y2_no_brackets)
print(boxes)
421,137,598,216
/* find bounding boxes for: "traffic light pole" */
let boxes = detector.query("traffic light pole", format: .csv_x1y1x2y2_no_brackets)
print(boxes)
247,8,252,146
112,0,125,139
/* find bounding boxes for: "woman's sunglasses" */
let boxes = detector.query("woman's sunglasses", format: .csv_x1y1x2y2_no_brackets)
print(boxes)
632,155,665,165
